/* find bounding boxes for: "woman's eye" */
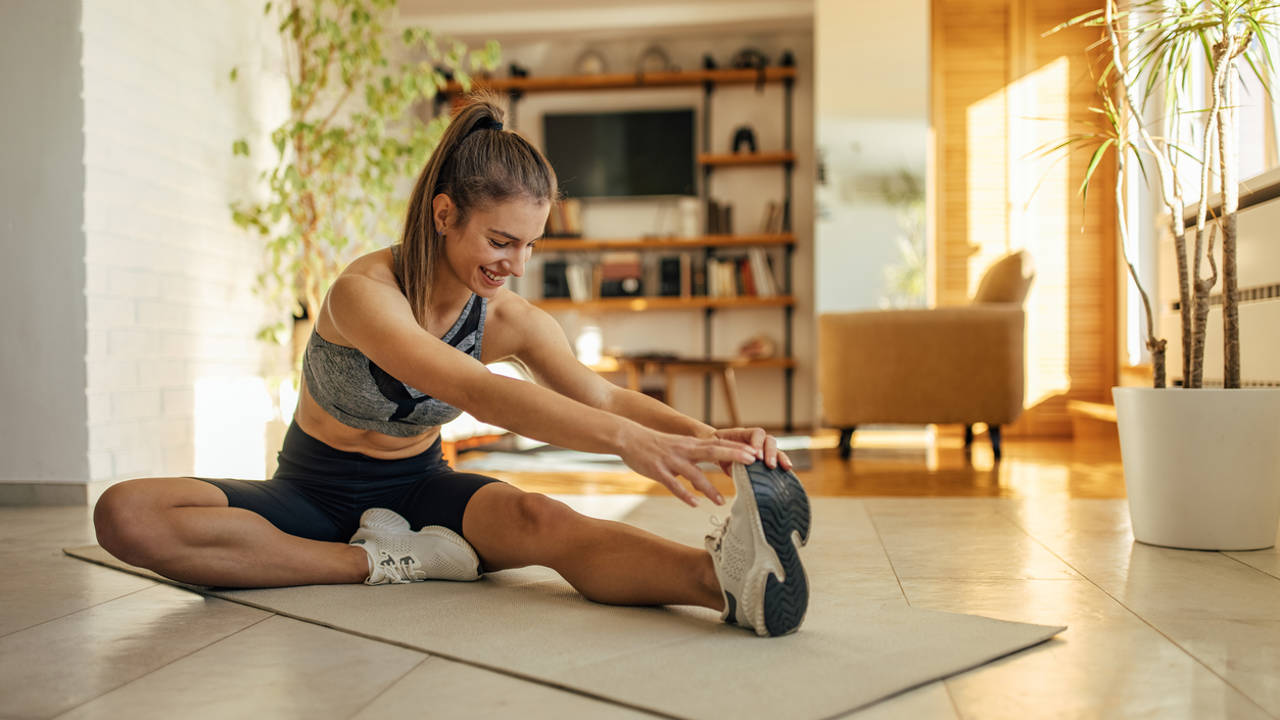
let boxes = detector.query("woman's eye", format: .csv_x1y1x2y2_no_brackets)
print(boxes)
488,239,509,249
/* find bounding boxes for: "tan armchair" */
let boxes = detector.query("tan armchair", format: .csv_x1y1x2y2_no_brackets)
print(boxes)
818,251,1033,460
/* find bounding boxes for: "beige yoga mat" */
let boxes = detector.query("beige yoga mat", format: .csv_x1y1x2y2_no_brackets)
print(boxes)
66,497,1064,719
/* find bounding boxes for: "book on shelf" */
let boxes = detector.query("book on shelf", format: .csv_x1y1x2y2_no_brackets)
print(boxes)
543,260,570,298
546,198,583,237
658,256,682,297
706,199,734,235
758,201,785,235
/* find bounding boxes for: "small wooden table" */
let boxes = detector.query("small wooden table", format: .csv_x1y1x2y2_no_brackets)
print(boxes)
592,355,744,427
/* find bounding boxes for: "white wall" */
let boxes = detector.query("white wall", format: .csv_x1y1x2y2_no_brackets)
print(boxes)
0,1,89,503
1,1,285,504
813,0,929,315
487,32,815,429
81,0,286,490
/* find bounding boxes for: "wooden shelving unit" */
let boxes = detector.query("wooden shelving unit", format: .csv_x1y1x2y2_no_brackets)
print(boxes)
698,151,796,167
539,233,795,252
445,64,799,428
532,295,795,313
446,67,796,94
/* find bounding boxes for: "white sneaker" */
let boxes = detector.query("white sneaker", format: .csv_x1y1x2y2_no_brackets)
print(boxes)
705,461,811,636
350,508,482,585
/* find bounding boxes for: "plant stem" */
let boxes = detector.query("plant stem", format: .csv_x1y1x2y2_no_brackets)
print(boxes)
1219,44,1242,388
1115,132,1166,388
1100,0,1177,386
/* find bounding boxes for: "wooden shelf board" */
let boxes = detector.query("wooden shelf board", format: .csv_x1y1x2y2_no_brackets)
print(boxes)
533,295,795,312
446,67,797,94
699,151,796,166
539,233,796,251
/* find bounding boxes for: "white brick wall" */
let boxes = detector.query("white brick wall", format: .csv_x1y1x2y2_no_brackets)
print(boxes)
82,0,287,484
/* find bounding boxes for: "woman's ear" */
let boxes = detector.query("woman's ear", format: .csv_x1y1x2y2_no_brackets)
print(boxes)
431,193,455,234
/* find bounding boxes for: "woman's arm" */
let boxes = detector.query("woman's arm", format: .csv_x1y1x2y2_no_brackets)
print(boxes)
510,302,792,471
506,304,715,438
327,275,755,505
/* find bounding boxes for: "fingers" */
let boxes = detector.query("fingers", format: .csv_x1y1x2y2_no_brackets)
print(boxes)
659,471,699,508
678,461,725,505
777,449,793,471
763,434,779,468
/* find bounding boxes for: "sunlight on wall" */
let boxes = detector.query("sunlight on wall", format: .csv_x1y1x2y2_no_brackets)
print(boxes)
1013,56,1072,408
194,376,274,479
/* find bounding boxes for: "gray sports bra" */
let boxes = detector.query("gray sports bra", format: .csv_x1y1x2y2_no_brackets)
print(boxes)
302,265,487,437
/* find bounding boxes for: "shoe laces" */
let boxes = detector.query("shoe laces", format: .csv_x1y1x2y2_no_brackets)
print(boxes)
706,515,731,552
375,550,419,584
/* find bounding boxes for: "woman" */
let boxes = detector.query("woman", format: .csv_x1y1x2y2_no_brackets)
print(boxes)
94,98,811,637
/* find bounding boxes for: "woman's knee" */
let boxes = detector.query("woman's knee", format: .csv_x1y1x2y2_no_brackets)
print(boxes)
511,492,580,542
93,477,222,566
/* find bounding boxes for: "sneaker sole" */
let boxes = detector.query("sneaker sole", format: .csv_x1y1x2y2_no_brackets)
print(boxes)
732,461,811,636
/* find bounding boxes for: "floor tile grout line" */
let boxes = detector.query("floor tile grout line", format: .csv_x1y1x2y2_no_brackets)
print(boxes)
994,506,1280,720
49,613,277,719
862,501,911,607
0,576,161,641
1223,552,1280,582
343,654,433,720
63,551,679,719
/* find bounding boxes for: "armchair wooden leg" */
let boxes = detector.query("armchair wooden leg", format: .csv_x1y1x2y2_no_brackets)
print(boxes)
838,427,855,460
989,424,1003,461
963,424,975,449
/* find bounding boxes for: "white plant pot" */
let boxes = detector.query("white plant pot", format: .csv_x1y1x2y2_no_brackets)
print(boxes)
1113,387,1280,551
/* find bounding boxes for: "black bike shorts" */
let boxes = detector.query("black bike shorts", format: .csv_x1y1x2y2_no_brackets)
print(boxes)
191,420,503,543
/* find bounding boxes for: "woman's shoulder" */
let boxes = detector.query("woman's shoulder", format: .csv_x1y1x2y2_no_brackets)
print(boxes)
341,247,398,287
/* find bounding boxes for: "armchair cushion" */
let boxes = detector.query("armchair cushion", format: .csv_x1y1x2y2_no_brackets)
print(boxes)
972,251,1034,304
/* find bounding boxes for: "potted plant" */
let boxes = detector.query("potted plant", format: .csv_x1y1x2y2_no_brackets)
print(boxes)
1057,0,1280,550
229,0,499,367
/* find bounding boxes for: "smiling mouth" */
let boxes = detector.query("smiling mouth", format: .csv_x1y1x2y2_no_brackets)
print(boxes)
480,267,503,284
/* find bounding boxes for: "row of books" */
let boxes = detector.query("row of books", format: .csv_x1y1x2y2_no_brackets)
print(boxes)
542,249,784,302
705,199,788,235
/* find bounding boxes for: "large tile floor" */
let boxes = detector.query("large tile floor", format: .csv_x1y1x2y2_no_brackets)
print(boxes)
3,433,1279,719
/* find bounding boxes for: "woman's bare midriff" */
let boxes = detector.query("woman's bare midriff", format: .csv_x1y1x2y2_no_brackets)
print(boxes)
293,365,442,461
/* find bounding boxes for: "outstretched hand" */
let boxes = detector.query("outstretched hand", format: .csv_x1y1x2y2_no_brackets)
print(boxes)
618,427,758,508
712,426,793,474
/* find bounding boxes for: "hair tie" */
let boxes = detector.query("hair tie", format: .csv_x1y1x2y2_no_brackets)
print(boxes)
471,117,504,134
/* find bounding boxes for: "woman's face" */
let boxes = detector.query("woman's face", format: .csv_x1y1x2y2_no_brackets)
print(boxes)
434,195,549,298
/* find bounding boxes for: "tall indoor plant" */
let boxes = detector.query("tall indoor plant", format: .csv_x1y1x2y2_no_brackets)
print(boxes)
1061,0,1280,550
230,0,498,360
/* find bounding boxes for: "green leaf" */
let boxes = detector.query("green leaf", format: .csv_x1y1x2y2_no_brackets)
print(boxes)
263,1,271,16
232,138,250,157
230,66,239,82
1080,138,1116,203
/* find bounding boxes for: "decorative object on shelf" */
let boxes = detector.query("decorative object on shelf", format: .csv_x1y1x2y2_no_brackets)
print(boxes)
599,252,644,297
730,47,770,90
677,197,701,238
702,54,718,70
545,198,582,237
509,62,529,79
573,48,608,75
779,50,795,67
729,47,769,70
738,334,778,360
731,125,758,154
636,45,674,75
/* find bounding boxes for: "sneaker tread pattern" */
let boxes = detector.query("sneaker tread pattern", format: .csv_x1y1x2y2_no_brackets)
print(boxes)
746,463,811,636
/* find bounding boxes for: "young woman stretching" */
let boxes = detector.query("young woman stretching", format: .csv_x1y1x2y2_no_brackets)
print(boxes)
93,98,811,637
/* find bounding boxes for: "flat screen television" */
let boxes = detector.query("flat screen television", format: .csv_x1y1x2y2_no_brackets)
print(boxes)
542,109,696,198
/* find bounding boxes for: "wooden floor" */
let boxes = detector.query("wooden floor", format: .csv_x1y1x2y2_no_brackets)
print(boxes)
481,428,1127,501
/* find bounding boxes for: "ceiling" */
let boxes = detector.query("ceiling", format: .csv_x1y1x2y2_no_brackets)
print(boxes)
395,0,814,42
